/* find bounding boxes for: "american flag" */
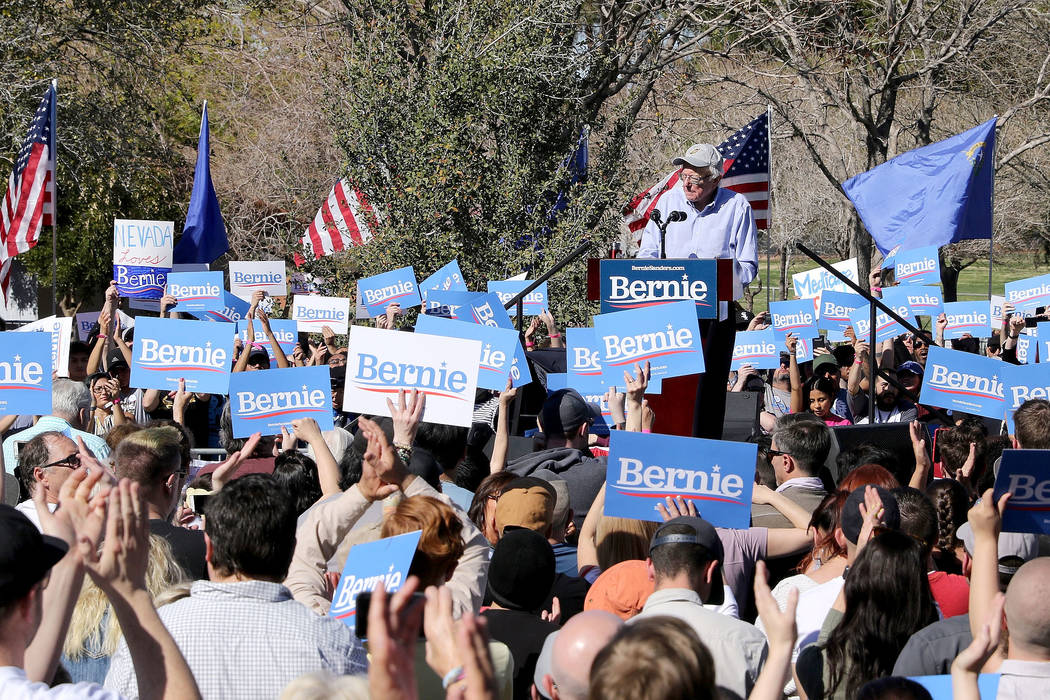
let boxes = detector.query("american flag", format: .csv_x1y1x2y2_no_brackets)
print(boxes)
1,85,55,299
295,178,376,265
622,112,770,242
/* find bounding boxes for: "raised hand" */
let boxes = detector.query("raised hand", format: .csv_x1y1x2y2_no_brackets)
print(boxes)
82,480,150,598
656,495,698,521
359,416,412,494
211,432,262,491
367,578,425,700
386,389,426,448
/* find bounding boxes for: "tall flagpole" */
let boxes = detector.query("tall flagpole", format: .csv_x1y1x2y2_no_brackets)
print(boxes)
50,78,58,316
765,104,773,308
987,115,998,300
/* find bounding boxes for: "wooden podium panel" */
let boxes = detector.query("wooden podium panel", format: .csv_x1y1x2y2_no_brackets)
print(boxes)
643,373,700,437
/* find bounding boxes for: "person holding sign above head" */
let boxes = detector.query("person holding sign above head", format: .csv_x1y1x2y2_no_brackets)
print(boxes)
636,143,758,440
233,291,290,372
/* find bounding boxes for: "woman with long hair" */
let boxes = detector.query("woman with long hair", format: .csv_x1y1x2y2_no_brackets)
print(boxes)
924,478,970,575
795,530,939,699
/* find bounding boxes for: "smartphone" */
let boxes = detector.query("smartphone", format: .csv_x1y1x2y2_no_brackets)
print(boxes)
813,336,828,350
354,591,426,641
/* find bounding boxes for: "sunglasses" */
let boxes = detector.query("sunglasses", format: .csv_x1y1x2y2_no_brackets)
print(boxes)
767,449,794,460
41,453,80,470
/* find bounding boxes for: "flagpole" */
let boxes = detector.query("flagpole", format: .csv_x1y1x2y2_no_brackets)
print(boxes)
765,104,773,309
50,78,58,317
988,115,998,301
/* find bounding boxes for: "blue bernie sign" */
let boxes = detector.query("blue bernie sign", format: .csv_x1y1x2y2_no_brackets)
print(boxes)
358,266,421,316
165,271,224,313
599,258,717,319
769,299,818,342
892,246,941,286
414,314,519,391
919,345,1005,420
487,280,549,316
1005,272,1050,315
0,333,52,416
329,530,422,626
593,300,704,385
130,317,233,394
731,329,781,371
419,260,467,300
229,365,333,438
942,301,992,339
994,450,1050,535
818,291,865,342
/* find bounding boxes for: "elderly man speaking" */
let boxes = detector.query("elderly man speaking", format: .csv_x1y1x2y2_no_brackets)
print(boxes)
637,143,759,439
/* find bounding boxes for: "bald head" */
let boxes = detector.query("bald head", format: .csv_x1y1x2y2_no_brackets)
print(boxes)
549,610,622,700
1005,557,1050,658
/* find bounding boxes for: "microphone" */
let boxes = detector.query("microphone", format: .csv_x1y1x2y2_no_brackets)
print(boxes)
649,209,662,225
668,210,687,222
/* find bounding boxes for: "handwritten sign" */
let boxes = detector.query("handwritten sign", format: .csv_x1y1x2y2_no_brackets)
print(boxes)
892,246,941,286
229,261,287,300
0,333,52,415
599,259,716,319
594,300,704,385
604,431,756,527
942,301,992,339
229,365,333,438
919,346,1005,420
792,258,858,299
487,280,549,316
414,314,519,391
994,450,1050,535
113,219,173,299
291,295,350,334
357,266,421,317
329,531,422,624
130,317,233,394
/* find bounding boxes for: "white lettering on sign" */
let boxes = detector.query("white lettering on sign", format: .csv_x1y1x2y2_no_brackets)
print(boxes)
332,570,404,612
734,342,777,358
473,303,500,327
897,259,936,277
1004,474,1050,504
946,312,988,328
907,293,940,308
237,387,327,416
0,356,45,385
608,276,708,303
116,267,166,289
616,457,744,498
573,346,601,373
1008,284,1050,304
928,364,1004,400
139,339,228,370
602,327,694,365
169,283,221,299
362,280,416,305
773,311,814,329
822,302,855,319
356,353,468,395
479,344,507,371
493,290,545,304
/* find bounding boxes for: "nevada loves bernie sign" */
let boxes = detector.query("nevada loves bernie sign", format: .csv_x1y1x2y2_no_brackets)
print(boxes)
291,295,350,334
593,300,704,385
165,271,224,313
329,530,422,625
344,325,481,427
113,219,173,300
130,317,234,395
892,245,941,286
994,450,1050,535
229,365,333,438
599,259,716,319
818,291,865,342
0,333,52,416
228,261,287,300
942,301,992,339
919,345,1005,420
487,280,549,316
769,299,818,342
604,431,756,527
414,314,519,392
731,329,781,371
357,266,421,317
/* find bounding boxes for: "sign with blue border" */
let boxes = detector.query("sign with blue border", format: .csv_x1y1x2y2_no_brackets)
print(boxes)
942,301,992,339
994,450,1050,535
358,266,421,317
818,291,866,342
0,333,52,415
604,431,756,527
229,366,333,437
329,530,422,625
893,246,941,286
487,280,549,316
593,300,704,384
919,346,1005,420
130,317,234,394
599,259,717,319
414,314,519,391
113,219,173,299
165,271,224,313
235,319,297,360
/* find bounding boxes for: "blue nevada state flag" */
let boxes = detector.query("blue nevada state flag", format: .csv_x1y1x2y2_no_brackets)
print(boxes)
842,117,996,256
174,102,229,264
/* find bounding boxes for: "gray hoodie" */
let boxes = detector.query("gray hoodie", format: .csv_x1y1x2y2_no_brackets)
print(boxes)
506,447,606,529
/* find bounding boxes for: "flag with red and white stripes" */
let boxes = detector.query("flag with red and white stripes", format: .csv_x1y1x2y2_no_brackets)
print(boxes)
623,112,770,243
295,178,376,266
1,84,55,299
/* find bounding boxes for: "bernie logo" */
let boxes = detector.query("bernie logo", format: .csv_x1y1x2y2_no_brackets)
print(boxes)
896,259,936,280
471,303,502,328
236,386,328,420
168,283,221,301
231,271,284,288
294,307,347,323
821,302,856,321
945,312,988,331
115,267,166,294
206,306,246,322
733,341,777,362
606,274,710,309
478,344,508,374
773,311,815,332
492,289,545,305
906,294,940,309
572,346,602,375
602,325,694,367
138,340,228,373
330,566,404,619
354,354,469,400
1003,474,1050,512
362,281,417,306
1007,284,1050,305
927,364,1004,402
0,355,47,391
1008,384,1050,407
611,457,745,505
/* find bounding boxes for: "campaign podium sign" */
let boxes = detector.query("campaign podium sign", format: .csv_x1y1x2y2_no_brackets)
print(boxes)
130,317,234,394
236,319,297,360
487,280,549,316
892,246,941,286
414,314,519,391
604,431,756,527
942,301,993,339
994,450,1050,535
165,271,224,313
113,219,173,299
0,333,52,415
818,291,866,342
344,326,481,427
329,530,422,625
594,300,704,385
229,261,287,300
357,266,421,317
291,295,350,334
1005,273,1050,315
419,260,467,301
770,299,818,342
731,330,781,371
599,259,717,319
229,365,333,437
919,346,1005,420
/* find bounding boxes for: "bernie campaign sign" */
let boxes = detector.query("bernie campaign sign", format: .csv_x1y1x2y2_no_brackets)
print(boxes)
594,300,704,385
464,292,531,389
75,312,100,342
419,260,467,301
990,295,1008,326
1005,272,1050,315
487,279,549,316
567,328,606,394
344,325,481,427
731,329,781,371
228,261,287,300
236,319,297,360
599,259,717,319
792,258,858,299
994,450,1050,535
1037,322,1050,363
229,365,333,438
15,316,72,378
892,246,941,286
1017,332,1035,365
113,219,173,299
358,266,422,317
942,301,993,339
329,530,422,625
1001,362,1050,434
291,295,350,334
849,298,912,344
0,333,52,416
818,291,866,342
414,314,519,392
882,284,943,319
919,346,1005,420
604,431,756,527
165,271,224,314
130,317,233,395
770,299,818,342
423,290,483,319
192,292,250,323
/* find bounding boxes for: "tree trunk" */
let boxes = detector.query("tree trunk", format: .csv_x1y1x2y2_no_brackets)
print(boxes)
941,262,960,303
849,213,872,291
778,245,790,300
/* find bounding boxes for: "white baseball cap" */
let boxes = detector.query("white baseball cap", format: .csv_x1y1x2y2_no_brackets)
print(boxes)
672,143,724,171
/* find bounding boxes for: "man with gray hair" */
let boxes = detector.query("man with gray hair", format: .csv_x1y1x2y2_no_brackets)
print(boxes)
11,431,79,531
751,413,830,529
2,378,110,477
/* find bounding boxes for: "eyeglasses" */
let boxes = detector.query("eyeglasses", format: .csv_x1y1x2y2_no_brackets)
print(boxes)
767,449,793,460
682,174,717,188
41,453,80,470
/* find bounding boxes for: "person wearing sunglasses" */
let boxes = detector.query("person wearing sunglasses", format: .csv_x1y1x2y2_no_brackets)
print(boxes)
12,432,81,532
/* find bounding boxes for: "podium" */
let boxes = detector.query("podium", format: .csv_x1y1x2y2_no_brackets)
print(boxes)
585,257,741,438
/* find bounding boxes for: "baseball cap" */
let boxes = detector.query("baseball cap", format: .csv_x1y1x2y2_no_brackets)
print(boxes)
584,559,655,620
957,522,1038,576
840,486,901,544
672,143,724,171
487,528,555,612
649,515,725,605
0,505,69,603
898,361,924,377
495,477,555,535
532,469,571,530
106,348,130,371
540,389,593,437
813,354,838,375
